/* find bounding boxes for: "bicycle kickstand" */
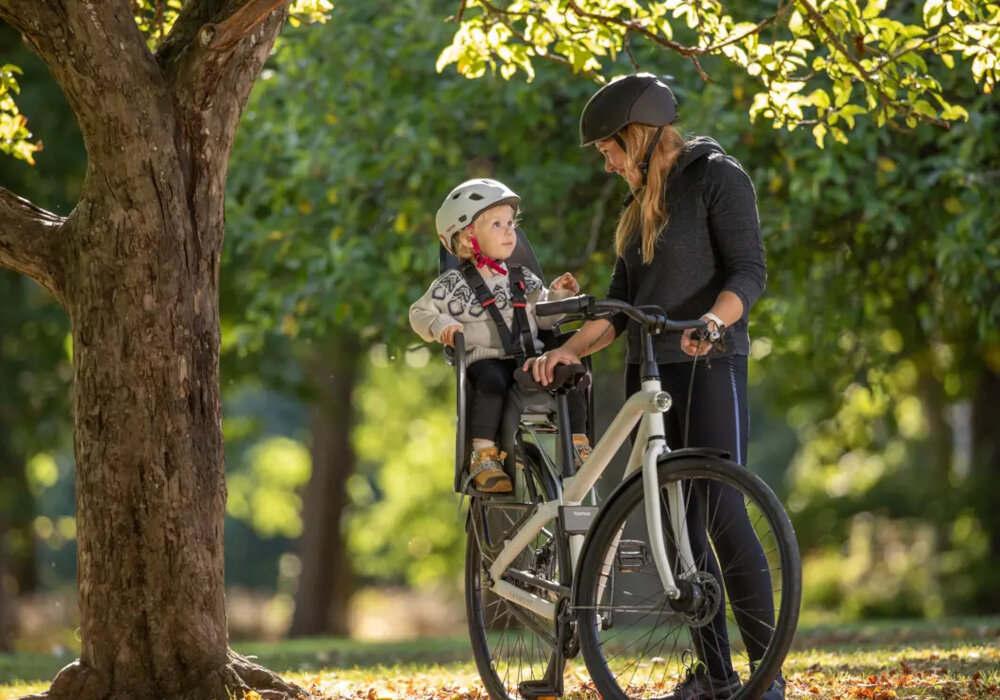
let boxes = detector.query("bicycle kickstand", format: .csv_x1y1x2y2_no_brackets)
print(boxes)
517,599,571,699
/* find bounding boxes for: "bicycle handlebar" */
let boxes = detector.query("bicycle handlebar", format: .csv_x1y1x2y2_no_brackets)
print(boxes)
535,295,709,334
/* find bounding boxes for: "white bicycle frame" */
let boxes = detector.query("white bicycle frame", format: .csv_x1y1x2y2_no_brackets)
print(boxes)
484,376,697,622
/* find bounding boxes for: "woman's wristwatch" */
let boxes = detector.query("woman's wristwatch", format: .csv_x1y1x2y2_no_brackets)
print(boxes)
701,312,725,332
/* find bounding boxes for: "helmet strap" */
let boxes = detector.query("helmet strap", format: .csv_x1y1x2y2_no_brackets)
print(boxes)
615,125,663,209
471,236,507,276
638,126,664,189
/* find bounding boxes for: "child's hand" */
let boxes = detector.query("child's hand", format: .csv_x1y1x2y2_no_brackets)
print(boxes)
550,272,579,294
439,325,463,347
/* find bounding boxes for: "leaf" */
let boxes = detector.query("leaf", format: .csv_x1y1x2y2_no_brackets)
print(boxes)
813,122,828,148
912,99,938,119
941,103,969,120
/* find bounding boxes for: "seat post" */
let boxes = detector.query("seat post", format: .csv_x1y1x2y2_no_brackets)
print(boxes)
554,392,575,479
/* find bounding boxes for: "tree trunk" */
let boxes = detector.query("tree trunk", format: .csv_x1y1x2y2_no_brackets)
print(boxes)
0,3,305,698
0,424,27,651
970,356,1000,612
0,524,15,653
289,334,360,638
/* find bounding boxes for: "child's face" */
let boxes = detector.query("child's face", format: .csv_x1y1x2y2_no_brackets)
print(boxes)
470,205,517,260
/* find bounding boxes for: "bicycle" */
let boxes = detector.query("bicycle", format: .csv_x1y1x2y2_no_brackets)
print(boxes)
456,295,802,700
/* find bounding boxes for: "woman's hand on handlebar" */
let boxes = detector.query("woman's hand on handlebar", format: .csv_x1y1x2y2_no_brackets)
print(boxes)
680,328,709,357
680,324,716,357
523,347,582,386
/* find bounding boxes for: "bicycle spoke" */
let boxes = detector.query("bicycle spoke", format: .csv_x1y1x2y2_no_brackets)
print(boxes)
576,458,800,699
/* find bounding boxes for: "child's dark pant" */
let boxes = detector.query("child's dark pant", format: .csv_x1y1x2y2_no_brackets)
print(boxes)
467,358,587,441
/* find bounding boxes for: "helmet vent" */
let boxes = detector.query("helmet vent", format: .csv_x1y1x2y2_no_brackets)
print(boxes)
468,193,484,201
452,192,462,199
458,214,468,222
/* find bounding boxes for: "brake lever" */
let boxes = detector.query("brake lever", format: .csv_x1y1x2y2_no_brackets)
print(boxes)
693,326,727,352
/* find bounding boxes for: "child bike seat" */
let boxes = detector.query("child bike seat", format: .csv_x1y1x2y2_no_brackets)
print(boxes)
513,364,591,394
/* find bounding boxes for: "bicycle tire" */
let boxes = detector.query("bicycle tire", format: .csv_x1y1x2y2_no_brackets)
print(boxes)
575,455,801,700
466,441,569,699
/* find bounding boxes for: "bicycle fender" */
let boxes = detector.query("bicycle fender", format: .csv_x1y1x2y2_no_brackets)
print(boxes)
570,449,732,608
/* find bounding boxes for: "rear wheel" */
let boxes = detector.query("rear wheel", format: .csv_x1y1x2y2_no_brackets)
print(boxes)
466,442,568,699
575,456,801,699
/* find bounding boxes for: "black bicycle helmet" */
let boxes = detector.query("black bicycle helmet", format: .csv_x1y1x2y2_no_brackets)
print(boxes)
579,73,678,147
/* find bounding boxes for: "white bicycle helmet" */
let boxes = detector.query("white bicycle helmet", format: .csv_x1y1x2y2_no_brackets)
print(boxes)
435,179,521,254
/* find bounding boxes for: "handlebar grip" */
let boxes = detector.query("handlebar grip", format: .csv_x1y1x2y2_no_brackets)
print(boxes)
535,294,593,317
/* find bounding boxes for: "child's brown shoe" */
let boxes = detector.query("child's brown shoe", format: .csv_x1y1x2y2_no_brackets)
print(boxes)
572,434,592,471
470,445,513,493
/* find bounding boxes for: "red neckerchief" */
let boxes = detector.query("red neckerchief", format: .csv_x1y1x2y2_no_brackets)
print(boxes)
471,236,507,276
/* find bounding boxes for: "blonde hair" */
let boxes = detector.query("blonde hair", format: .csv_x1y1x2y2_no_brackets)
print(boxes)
612,124,686,264
451,201,520,261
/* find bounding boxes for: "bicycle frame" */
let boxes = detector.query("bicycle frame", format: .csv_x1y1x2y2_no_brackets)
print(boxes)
484,375,696,622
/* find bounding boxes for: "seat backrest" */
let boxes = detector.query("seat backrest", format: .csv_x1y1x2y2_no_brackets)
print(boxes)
438,226,546,284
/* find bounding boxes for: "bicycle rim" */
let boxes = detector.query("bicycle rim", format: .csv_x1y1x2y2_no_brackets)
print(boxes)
575,456,801,700
465,443,566,699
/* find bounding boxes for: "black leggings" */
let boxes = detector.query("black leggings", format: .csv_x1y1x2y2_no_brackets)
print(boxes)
468,358,587,441
626,356,775,678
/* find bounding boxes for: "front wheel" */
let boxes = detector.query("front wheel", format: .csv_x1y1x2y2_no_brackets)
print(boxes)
575,455,801,699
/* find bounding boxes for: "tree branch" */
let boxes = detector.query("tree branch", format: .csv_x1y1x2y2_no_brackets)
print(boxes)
161,0,289,113
477,0,601,79
799,0,952,129
565,0,700,57
204,0,290,52
157,1,290,253
701,1,797,53
0,187,66,304
797,0,871,79
1,0,174,174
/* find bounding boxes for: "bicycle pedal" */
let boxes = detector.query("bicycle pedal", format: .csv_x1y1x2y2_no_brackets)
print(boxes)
617,539,650,572
518,680,560,699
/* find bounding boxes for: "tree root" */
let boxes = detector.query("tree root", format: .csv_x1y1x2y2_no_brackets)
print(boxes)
223,649,313,699
15,650,313,700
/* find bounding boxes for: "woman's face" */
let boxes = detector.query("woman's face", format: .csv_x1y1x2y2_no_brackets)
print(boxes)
596,139,641,189
469,204,517,260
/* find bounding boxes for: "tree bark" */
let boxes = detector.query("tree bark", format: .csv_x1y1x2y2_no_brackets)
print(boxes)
970,356,1000,612
0,1,307,697
289,334,360,638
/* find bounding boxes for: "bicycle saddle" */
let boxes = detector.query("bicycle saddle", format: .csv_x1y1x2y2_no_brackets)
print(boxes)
514,364,591,394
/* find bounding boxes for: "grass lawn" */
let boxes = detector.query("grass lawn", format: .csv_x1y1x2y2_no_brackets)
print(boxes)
1,617,997,698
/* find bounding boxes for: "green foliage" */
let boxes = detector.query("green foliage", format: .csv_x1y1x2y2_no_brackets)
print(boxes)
227,436,312,538
348,347,463,589
0,64,39,163
0,1,333,165
442,0,999,138
127,0,334,47
226,0,617,352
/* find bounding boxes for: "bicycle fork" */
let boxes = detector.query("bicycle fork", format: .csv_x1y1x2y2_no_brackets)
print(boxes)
591,380,695,619
641,408,696,599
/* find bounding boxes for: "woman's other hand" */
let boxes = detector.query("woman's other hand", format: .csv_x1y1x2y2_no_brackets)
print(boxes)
549,272,580,294
439,324,463,347
522,347,582,385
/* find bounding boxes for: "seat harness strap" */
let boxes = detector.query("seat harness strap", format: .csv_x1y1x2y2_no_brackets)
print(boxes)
458,261,537,364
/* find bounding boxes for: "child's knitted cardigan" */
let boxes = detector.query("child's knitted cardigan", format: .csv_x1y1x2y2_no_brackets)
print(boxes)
409,262,572,364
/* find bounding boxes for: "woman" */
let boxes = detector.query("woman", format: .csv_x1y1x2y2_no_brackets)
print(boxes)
526,74,783,700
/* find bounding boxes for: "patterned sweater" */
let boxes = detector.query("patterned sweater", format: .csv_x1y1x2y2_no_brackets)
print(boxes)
409,263,572,364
